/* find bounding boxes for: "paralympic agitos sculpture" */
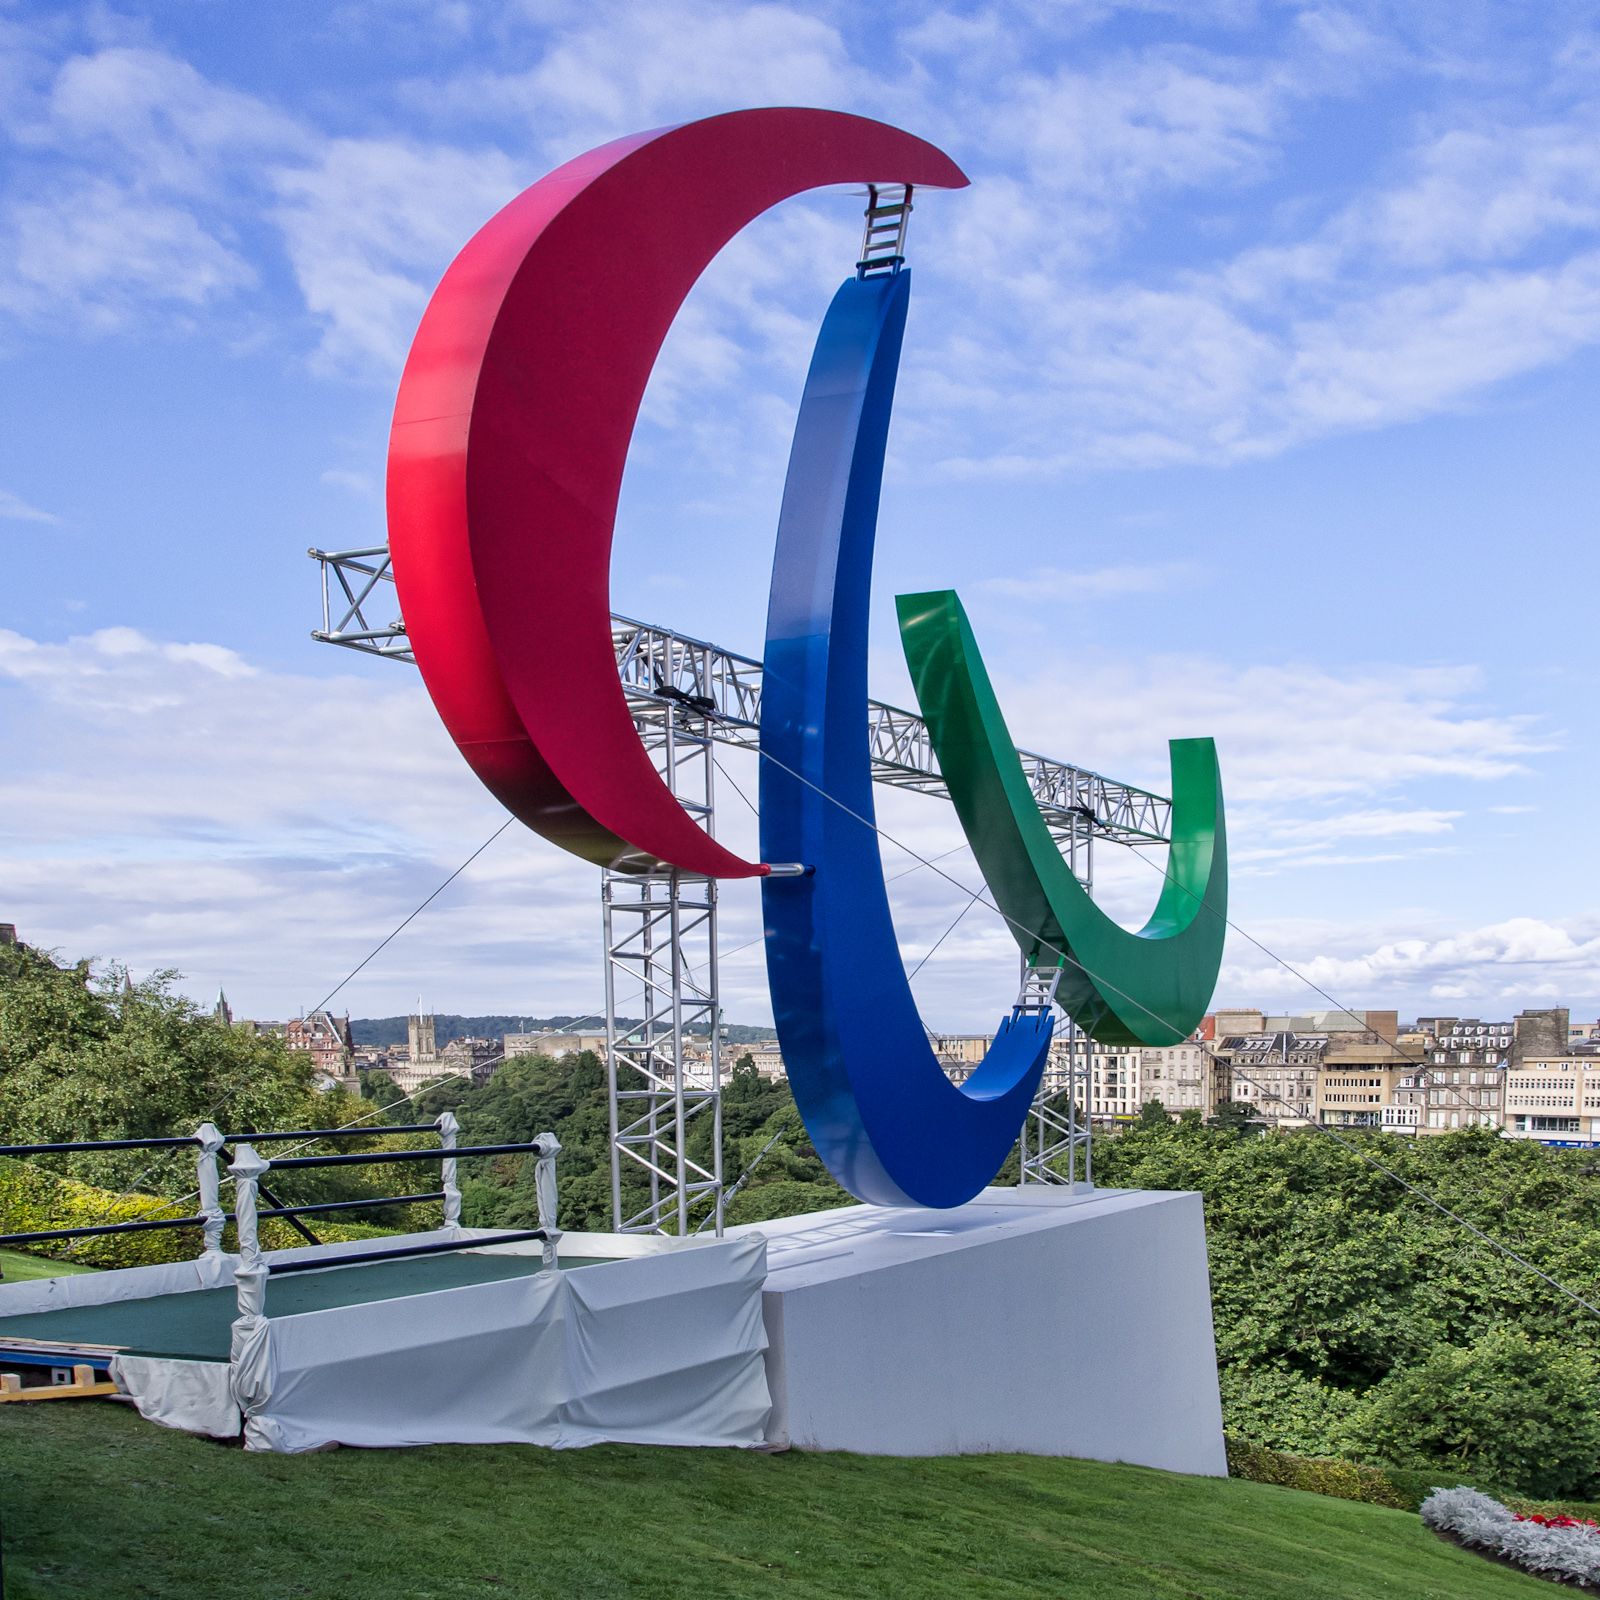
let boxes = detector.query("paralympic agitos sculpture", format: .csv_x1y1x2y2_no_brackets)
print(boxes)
387,108,1227,1208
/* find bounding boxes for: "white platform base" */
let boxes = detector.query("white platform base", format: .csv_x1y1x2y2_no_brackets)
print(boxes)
728,1185,1226,1474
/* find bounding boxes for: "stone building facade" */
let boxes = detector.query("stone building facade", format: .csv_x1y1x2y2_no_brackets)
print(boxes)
283,1009,356,1089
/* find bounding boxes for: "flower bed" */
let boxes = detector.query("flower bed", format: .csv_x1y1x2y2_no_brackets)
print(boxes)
1422,1486,1600,1587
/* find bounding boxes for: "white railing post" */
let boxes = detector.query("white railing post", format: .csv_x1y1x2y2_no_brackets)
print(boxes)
229,1143,270,1323
194,1122,227,1256
437,1111,463,1234
535,1133,562,1269
227,1141,273,1428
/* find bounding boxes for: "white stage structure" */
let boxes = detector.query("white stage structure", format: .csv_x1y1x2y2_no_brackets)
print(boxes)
733,1186,1227,1473
0,1131,771,1453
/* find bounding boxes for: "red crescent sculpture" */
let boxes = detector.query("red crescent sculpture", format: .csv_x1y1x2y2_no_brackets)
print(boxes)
387,109,969,875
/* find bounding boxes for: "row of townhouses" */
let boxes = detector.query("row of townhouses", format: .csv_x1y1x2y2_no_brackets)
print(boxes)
933,1006,1600,1147
240,990,1600,1150
1215,1006,1600,1147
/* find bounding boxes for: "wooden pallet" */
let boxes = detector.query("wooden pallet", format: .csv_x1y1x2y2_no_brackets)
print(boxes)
0,1364,118,1402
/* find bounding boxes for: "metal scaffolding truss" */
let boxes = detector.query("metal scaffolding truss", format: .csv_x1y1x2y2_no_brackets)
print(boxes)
602,704,724,1235
310,542,1164,1224
311,546,1171,847
1020,1023,1094,1190
1012,959,1094,1193
310,545,415,662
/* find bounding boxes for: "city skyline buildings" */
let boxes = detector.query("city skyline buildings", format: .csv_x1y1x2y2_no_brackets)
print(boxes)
279,991,1600,1151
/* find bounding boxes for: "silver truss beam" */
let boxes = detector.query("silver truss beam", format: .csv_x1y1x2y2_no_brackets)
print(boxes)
310,545,415,662
603,703,724,1236
310,541,1153,1217
1014,961,1091,1190
309,544,1171,847
1015,949,1094,1191
1019,1022,1093,1190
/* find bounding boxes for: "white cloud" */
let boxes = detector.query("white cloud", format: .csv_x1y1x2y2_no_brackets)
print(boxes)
1266,808,1463,843
991,654,1548,807
996,51,1283,204
1321,120,1600,276
270,137,523,373
1271,253,1600,442
0,45,295,329
915,242,1600,473
904,81,1600,471
0,624,608,1018
0,488,58,525
43,45,304,190
0,178,254,326
423,1,862,141
1225,805,1467,873
1221,916,1600,1010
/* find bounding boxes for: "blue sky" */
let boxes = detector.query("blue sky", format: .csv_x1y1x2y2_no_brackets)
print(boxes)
2,0,1599,1029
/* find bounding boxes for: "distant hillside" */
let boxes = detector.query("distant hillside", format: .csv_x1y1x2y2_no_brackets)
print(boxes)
350,1015,776,1047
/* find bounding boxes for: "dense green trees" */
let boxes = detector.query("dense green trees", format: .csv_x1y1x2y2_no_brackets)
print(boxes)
0,945,433,1233
408,1047,845,1231
1339,1329,1600,1500
1096,1119,1600,1496
0,945,346,1194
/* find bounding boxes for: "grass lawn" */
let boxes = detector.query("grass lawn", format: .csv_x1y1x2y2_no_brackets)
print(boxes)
0,1401,1549,1600
0,1249,95,1283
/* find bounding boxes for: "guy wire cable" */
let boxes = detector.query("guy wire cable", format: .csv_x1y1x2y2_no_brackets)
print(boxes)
1119,838,1533,1131
78,816,520,1225
748,738,1600,1327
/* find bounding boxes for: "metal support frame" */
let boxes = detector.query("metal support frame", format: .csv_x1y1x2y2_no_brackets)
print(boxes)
309,545,414,661
1018,832,1096,1192
603,700,725,1236
309,549,1171,847
310,537,1162,1221
1019,1021,1094,1190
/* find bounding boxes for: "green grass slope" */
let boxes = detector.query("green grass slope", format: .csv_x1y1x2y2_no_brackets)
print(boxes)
0,1404,1547,1600
0,1248,94,1283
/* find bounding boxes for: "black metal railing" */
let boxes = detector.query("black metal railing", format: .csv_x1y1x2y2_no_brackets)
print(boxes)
262,1143,538,1170
265,1228,547,1277
0,1122,543,1262
0,1214,207,1247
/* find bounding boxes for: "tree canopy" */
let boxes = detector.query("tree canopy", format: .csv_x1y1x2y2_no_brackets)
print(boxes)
1095,1118,1600,1496
0,945,426,1221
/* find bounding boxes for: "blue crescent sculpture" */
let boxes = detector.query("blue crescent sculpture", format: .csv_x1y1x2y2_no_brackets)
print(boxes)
758,271,1055,1209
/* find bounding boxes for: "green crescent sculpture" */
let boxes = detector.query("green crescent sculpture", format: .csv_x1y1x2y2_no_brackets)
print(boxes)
896,590,1228,1048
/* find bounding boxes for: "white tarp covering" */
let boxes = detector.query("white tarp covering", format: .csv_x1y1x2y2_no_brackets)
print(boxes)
112,1355,239,1438
108,1234,770,1454
0,1250,234,1315
733,1186,1228,1472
